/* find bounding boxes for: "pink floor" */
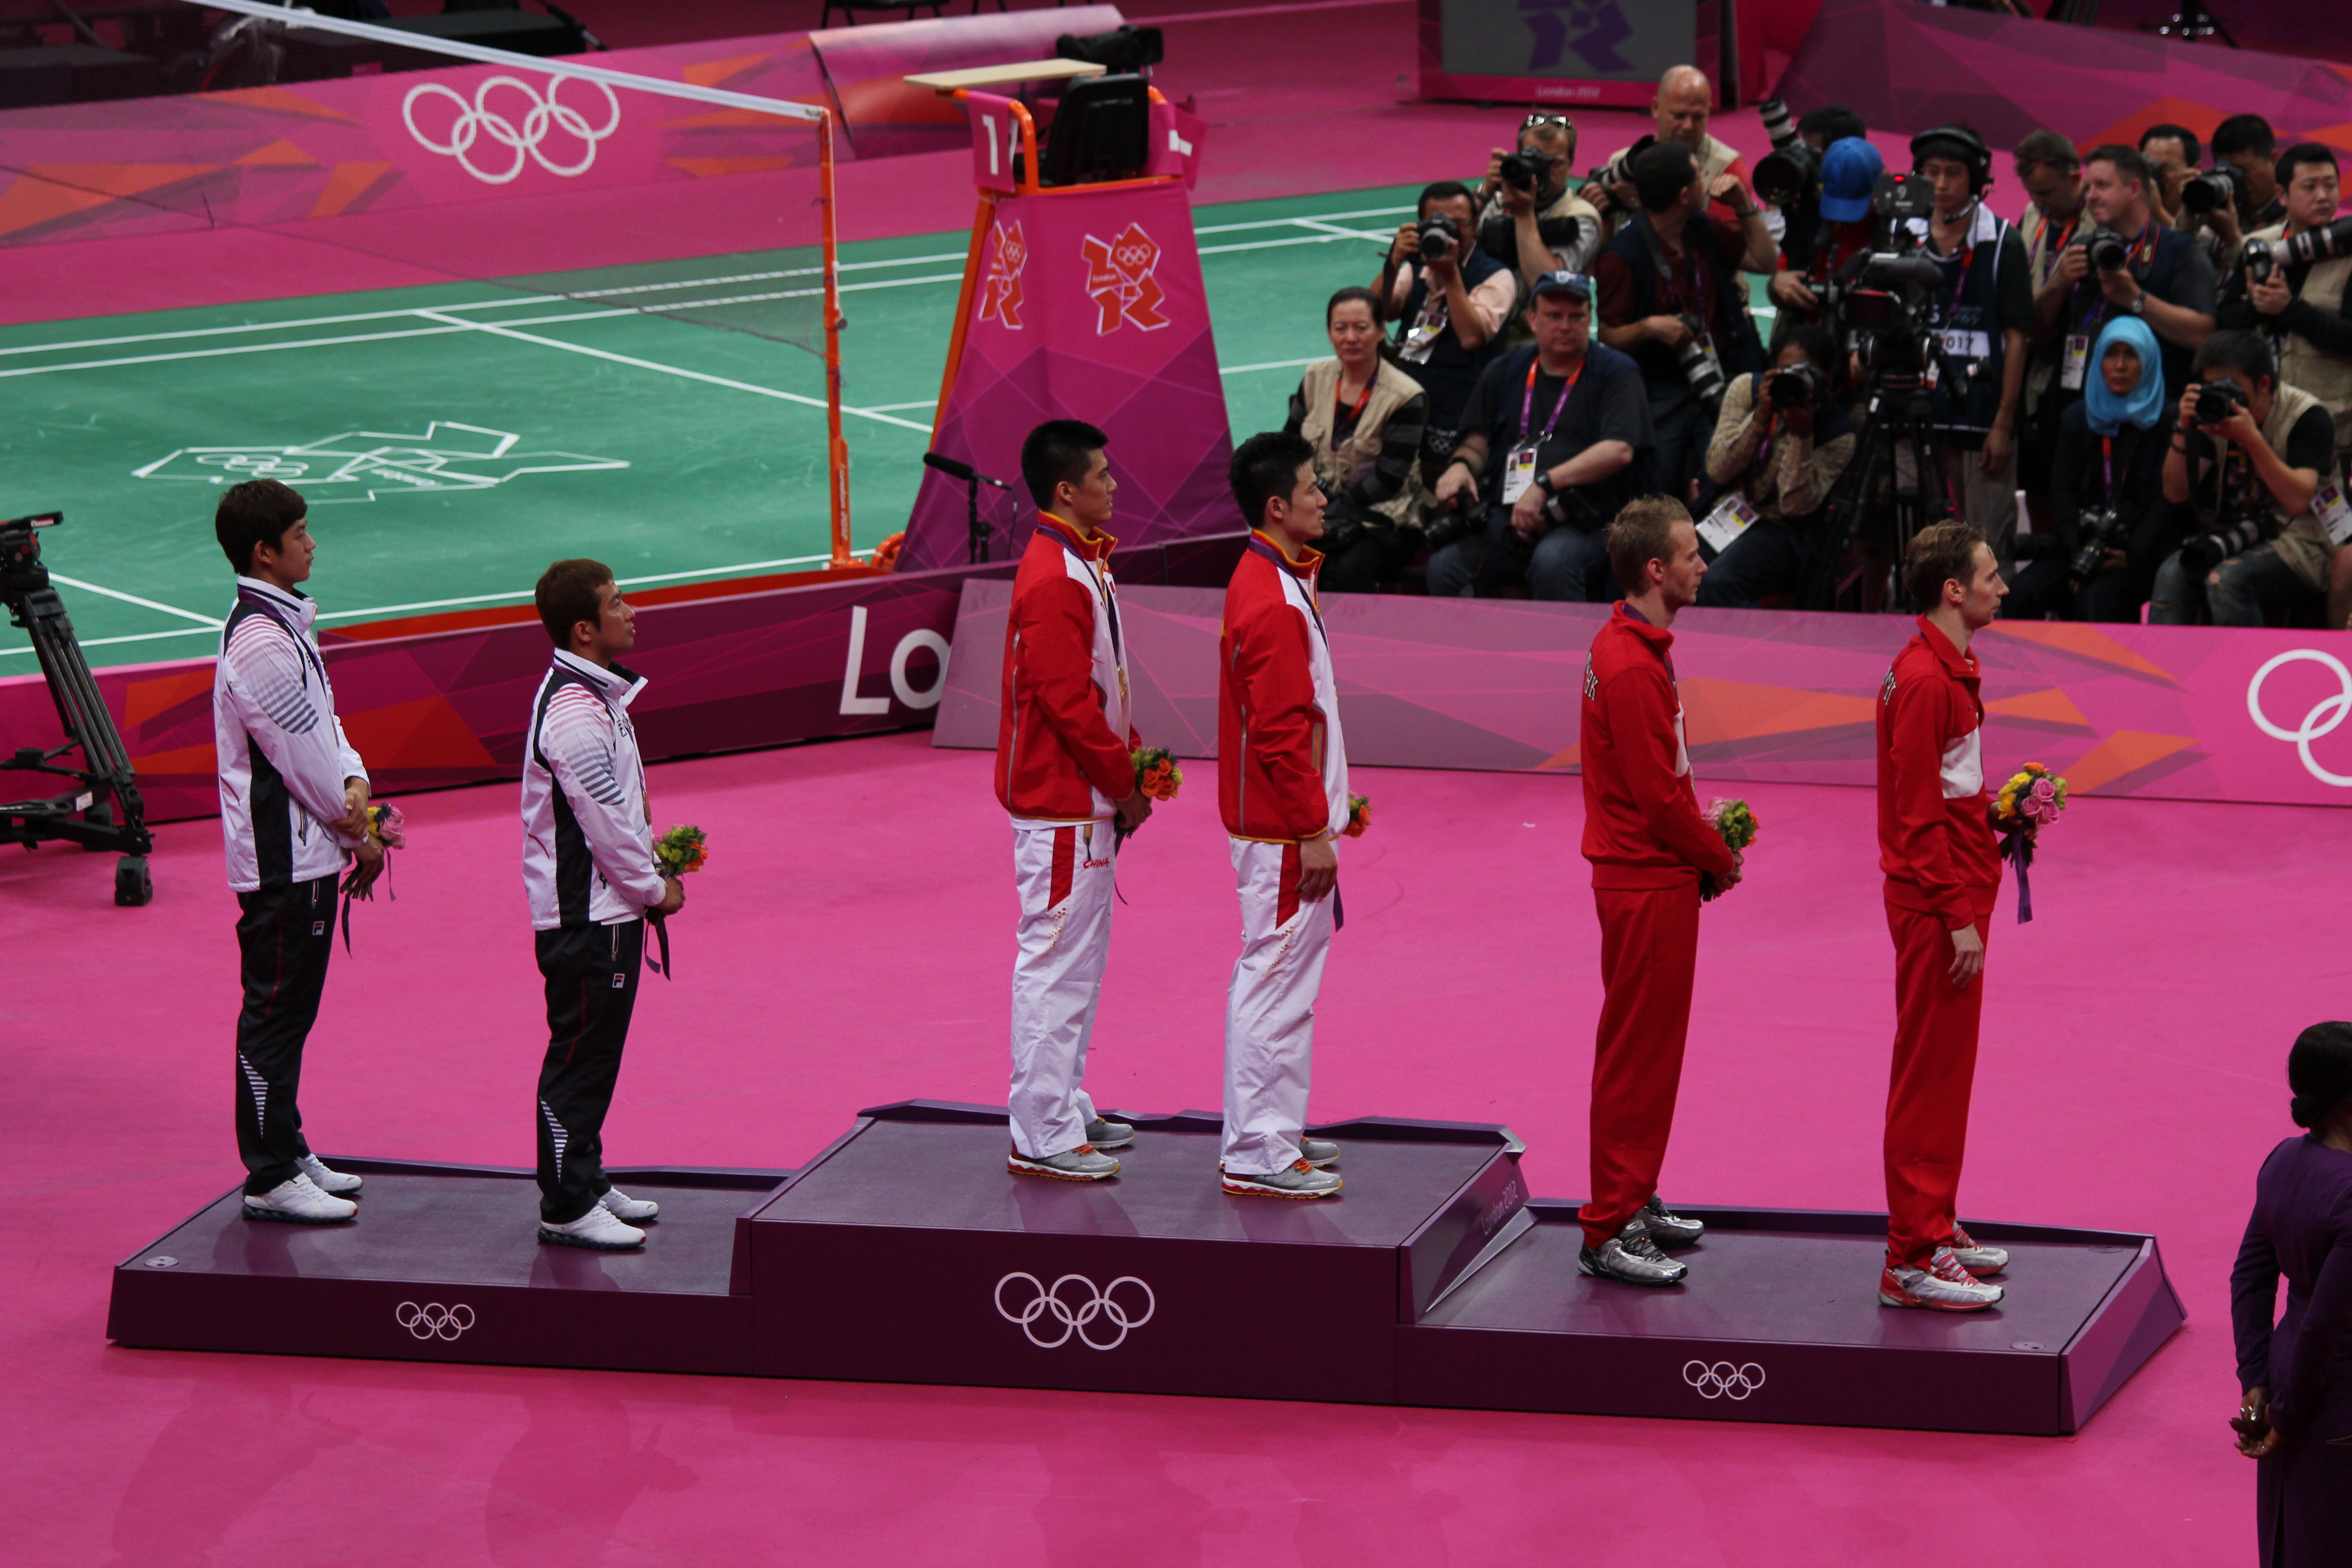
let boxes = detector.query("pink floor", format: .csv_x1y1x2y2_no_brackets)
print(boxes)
4,730,2340,1566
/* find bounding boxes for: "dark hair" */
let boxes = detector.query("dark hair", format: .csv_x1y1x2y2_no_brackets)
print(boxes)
2195,328,2276,387
1769,316,1838,375
2084,144,2156,196
1903,522,1989,609
1019,419,1109,509
2212,113,2276,161
535,558,615,648
214,479,307,575
1417,179,1473,219
2277,142,2339,188
2013,129,2078,174
2289,1023,2352,1128
1326,285,1379,326
2136,122,2201,167
1607,497,1689,589
1797,104,1864,147
1229,431,1317,530
1632,139,1698,213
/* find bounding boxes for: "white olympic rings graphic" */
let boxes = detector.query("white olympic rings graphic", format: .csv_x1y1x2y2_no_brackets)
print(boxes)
2248,650,2352,788
394,1301,476,1341
994,1272,1155,1350
1682,1360,1766,1400
402,75,621,186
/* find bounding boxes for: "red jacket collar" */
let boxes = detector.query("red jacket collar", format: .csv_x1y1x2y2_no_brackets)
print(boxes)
1610,599,1674,652
1913,615,1980,680
1249,529,1324,582
1035,512,1117,561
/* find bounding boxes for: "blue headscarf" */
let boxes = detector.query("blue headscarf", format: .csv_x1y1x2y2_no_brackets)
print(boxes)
2084,316,2165,435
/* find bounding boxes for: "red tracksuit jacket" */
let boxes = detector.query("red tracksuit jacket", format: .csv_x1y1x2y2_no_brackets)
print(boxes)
995,514,1139,823
1219,533,1348,843
1580,603,1737,889
1877,617,2002,928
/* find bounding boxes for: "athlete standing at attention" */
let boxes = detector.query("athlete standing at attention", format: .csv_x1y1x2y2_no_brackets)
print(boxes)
997,420,1156,1181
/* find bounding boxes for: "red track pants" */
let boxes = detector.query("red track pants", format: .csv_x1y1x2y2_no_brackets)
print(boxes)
1883,903,1989,1266
1580,883,1701,1250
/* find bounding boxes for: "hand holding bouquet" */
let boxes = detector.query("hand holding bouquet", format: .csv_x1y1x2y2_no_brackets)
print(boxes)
1700,797,1757,901
654,823,708,878
1132,748,1183,802
363,803,406,851
336,803,405,951
1990,764,2067,924
1344,794,1372,839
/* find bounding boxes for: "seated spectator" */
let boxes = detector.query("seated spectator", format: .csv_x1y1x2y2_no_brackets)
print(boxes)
2007,317,2171,622
1695,320,1856,608
2014,129,2086,533
1597,64,1777,272
1596,140,1767,503
2138,122,2201,227
2219,143,2352,453
1377,180,1513,475
1767,137,1883,319
1426,273,1652,600
2151,330,2341,626
1475,113,1603,347
1283,287,1430,593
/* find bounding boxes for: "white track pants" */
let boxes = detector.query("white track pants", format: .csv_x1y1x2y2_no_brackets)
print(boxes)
1222,837,1335,1176
1009,820,1116,1159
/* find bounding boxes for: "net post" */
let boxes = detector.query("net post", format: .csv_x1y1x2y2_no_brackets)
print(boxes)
820,109,852,568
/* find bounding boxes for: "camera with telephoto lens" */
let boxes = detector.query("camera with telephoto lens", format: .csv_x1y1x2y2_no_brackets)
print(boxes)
1768,359,1824,410
1676,316,1729,411
2178,508,2274,577
2082,226,2130,271
2181,162,2244,217
1749,97,1820,210
2195,377,2248,426
1499,147,1557,193
1586,134,1654,201
1422,484,1479,553
1418,212,1461,262
2281,215,2352,267
2067,507,2131,583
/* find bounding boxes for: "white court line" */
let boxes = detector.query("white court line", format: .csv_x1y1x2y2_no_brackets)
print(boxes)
48,574,222,626
1220,358,1319,375
0,625,214,656
862,399,938,412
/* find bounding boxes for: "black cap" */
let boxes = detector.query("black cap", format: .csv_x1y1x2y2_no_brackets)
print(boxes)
1531,270,1592,303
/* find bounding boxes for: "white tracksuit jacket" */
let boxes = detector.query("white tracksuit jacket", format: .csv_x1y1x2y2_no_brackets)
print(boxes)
214,576,366,892
520,650,666,931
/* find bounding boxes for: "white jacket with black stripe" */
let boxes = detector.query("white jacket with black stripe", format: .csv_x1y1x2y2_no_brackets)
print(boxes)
521,650,666,931
214,577,367,892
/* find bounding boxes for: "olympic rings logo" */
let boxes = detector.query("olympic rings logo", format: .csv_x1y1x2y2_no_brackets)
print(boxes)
1682,1360,1766,1400
994,1272,1155,1350
402,75,621,186
394,1301,475,1341
2248,650,2352,788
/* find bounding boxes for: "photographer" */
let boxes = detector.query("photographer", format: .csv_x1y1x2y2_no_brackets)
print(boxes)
2207,114,2287,247
2219,143,2352,452
1475,113,1603,346
1765,137,1884,320
2151,329,2341,625
2138,123,2201,228
1426,273,1651,600
1596,140,1769,502
2014,131,2084,532
1756,103,1865,276
1595,65,1775,273
1695,319,1856,607
1283,287,1431,593
1378,180,1514,463
2008,317,2171,622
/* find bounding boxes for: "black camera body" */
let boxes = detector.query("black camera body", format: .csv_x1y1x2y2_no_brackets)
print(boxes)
2082,226,2130,272
1586,133,1654,201
2195,377,2248,426
1499,148,1557,193
2244,237,2277,285
2179,509,2274,576
1418,213,1461,262
0,510,62,599
2067,506,2130,583
2181,162,2243,217
1768,359,1824,410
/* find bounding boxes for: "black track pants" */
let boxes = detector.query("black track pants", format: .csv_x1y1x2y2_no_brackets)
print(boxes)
233,875,338,1195
534,919,643,1224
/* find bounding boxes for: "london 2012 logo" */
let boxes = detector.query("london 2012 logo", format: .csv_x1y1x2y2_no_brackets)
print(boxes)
995,1271,1155,1349
403,75,622,185
2248,650,2352,787
1081,223,1169,335
978,220,1027,329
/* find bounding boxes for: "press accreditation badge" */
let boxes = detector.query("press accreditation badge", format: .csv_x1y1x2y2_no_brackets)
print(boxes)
1502,444,1538,504
2316,480,2352,546
1696,493,1760,555
2061,333,2090,391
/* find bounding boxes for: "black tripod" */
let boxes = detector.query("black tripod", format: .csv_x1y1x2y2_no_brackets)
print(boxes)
1816,367,1958,612
1,512,155,905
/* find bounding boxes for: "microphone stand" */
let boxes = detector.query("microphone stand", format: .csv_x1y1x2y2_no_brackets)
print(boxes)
921,451,1015,565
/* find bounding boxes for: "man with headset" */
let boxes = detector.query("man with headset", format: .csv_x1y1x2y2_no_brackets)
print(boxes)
1907,125,2036,558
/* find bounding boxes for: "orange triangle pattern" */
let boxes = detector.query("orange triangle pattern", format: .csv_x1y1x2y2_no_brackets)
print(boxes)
664,155,806,178
1537,742,1580,770
1981,618,2175,682
1983,686,2091,728
0,171,120,239
682,51,774,88
130,742,220,779
235,137,318,168
2080,95,2225,156
203,85,357,122
1677,676,1877,746
339,695,497,770
309,162,392,220
2063,729,2200,793
124,670,216,730
24,162,217,198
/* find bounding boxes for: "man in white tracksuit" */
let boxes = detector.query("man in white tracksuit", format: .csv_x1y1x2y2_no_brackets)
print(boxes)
211,479,382,1224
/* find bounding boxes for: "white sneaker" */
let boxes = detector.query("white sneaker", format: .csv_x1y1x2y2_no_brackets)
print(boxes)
243,1172,358,1224
539,1205,646,1250
599,1186,659,1223
1221,1160,1343,1199
1880,1247,2005,1311
297,1153,363,1196
1946,1224,2009,1277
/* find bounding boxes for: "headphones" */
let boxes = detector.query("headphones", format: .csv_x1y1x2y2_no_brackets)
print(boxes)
1910,124,1993,196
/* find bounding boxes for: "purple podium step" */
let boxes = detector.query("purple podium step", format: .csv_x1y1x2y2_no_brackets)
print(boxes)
1399,1202,2185,1435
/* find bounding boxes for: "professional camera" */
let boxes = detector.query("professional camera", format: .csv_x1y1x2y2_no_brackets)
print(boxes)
2280,215,2352,267
1676,317,1729,412
1768,359,1825,411
2178,508,2275,576
1750,97,1819,210
2194,377,2248,426
1423,485,1480,553
1418,212,1461,262
2244,236,2277,286
1499,147,1557,193
2082,226,2130,272
2181,162,2243,217
2067,507,2131,583
1587,133,1654,196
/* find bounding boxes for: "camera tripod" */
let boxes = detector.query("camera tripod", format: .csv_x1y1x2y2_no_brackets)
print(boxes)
1,512,155,905
1815,369,1958,613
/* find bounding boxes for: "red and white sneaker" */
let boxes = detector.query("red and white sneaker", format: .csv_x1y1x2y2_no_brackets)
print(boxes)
1880,1247,2005,1312
1946,1224,2009,1277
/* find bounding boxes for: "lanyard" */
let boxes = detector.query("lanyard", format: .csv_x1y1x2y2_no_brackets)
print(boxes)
1046,528,1122,662
2100,435,2114,501
1519,356,1584,446
2080,221,2156,331
1334,375,1375,432
2038,211,2079,285
1246,534,1325,642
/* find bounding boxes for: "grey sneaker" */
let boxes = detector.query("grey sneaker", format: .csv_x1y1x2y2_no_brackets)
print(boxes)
1222,1159,1343,1199
243,1172,357,1225
1009,1142,1121,1181
296,1153,362,1196
599,1186,659,1223
1946,1224,2008,1277
539,1205,646,1250
1880,1247,2004,1311
1299,1138,1340,1167
1578,1219,1688,1285
1084,1117,1136,1150
1642,1194,1703,1247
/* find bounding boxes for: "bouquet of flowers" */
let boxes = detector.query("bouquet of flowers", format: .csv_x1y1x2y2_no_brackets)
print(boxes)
336,802,405,950
654,823,708,878
1699,797,1757,901
1132,747,1183,802
1990,763,2067,924
363,803,406,852
1343,794,1372,839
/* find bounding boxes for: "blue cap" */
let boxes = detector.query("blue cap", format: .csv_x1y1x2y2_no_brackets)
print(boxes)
1819,137,1885,223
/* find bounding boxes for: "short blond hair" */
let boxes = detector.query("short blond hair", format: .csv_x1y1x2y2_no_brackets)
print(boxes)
1903,523,1988,609
1607,496,1690,590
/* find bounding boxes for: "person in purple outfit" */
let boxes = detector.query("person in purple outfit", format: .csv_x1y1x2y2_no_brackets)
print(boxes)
2232,1020,2352,1566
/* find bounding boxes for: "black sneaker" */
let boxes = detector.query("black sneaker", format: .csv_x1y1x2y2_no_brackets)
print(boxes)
1577,1220,1689,1286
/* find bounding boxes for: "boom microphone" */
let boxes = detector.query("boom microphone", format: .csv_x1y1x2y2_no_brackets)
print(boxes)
923,451,1013,490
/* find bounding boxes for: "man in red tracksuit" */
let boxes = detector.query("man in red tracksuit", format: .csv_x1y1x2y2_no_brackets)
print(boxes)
1577,498,1740,1287
996,420,1154,1183
1876,523,2012,1311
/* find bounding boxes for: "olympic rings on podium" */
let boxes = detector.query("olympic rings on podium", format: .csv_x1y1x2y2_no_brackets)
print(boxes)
994,1272,1155,1350
394,1301,476,1341
402,75,622,186
1682,1359,1766,1400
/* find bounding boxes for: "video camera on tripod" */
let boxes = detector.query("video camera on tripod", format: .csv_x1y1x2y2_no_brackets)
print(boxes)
1816,172,1953,383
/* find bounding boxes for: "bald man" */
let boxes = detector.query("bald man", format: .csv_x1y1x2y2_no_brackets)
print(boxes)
1599,67,1772,271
